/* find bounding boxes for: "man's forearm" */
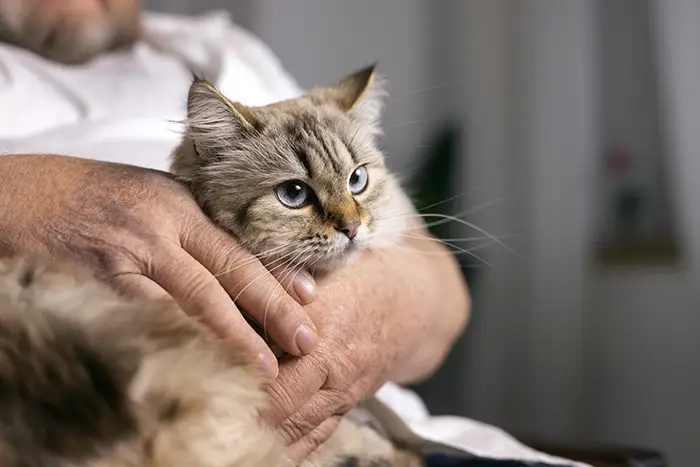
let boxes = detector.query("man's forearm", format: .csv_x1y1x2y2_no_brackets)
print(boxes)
385,227,470,384
316,223,470,385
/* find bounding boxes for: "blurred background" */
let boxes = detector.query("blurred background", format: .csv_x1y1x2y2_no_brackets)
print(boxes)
147,1,700,465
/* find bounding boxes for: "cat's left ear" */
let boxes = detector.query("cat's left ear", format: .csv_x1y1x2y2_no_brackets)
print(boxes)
185,76,258,159
317,64,386,129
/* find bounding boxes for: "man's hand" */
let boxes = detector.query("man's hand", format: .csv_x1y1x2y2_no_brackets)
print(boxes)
0,154,319,378
263,228,470,461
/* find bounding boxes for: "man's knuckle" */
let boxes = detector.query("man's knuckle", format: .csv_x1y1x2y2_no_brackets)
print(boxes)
265,293,289,322
266,383,296,421
325,355,360,388
305,414,342,446
82,235,149,279
280,416,316,443
179,273,217,309
324,388,358,416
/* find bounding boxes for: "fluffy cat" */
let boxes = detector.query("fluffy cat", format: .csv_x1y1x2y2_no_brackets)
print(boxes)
170,65,416,273
169,64,424,467
0,66,424,466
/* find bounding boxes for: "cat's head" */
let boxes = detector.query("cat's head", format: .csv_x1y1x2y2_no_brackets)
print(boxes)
171,65,409,272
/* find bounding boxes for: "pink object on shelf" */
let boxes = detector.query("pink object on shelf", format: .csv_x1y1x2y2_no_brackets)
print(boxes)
605,143,636,176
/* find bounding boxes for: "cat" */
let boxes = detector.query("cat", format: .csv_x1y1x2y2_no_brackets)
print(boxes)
0,66,424,467
169,64,424,467
170,65,416,274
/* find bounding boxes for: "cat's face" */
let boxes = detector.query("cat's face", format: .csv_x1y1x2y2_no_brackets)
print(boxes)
172,66,408,272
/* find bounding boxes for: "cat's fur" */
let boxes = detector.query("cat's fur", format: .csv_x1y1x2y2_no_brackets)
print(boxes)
0,255,280,467
0,66,424,466
169,65,423,467
170,65,415,273
0,255,417,467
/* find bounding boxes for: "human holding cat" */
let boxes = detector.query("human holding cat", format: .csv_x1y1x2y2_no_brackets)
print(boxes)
0,0,470,464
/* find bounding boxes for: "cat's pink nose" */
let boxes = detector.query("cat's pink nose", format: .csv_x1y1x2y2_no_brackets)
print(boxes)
337,219,361,240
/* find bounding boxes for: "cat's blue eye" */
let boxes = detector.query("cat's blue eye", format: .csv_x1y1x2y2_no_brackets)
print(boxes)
275,180,312,209
348,165,369,195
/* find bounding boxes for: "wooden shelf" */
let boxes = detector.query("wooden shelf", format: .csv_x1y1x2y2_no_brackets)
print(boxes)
594,236,681,266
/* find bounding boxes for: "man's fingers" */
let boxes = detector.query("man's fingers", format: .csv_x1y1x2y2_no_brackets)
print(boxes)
183,217,318,357
275,389,352,446
147,244,278,379
110,272,169,299
263,260,317,306
285,416,342,463
263,354,329,427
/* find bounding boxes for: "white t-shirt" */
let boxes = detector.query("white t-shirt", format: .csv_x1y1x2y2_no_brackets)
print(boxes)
0,10,586,467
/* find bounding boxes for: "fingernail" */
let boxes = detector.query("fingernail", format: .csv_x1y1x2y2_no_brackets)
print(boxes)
292,272,316,305
257,352,278,380
294,324,318,355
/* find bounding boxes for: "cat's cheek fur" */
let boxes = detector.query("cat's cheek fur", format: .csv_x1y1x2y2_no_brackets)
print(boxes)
235,196,311,256
363,178,415,251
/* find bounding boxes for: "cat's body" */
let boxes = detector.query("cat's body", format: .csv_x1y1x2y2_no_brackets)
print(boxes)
0,255,416,467
0,66,424,466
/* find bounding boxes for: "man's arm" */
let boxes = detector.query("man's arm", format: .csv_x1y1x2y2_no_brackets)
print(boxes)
266,223,471,461
0,154,321,377
383,226,471,384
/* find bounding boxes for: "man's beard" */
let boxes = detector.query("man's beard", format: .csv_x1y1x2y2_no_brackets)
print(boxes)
0,0,141,64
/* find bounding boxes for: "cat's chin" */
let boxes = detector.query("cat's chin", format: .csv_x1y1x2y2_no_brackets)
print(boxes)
308,248,361,277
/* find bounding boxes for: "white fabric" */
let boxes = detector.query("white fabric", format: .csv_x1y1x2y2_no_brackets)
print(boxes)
0,10,588,467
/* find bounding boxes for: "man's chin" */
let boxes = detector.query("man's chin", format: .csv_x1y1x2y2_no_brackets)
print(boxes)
0,0,141,64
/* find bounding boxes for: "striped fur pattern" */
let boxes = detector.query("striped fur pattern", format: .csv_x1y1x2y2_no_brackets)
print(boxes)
171,65,415,274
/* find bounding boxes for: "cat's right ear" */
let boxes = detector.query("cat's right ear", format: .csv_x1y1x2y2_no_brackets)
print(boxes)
185,77,257,158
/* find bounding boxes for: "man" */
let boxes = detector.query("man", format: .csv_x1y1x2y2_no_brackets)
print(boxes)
0,2,584,466
0,0,469,462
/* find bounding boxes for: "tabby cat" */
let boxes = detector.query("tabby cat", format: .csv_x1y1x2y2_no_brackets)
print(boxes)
0,66,424,466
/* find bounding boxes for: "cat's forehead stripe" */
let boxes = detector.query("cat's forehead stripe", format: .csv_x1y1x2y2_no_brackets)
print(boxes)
285,115,341,176
295,147,312,178
292,125,353,178
318,132,346,174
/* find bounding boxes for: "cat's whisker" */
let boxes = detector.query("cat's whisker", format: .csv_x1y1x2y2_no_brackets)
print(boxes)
398,232,520,244
402,239,497,258
263,263,307,340
424,199,504,227
460,240,499,254
375,212,516,256
231,246,310,304
387,80,463,104
260,245,315,339
383,119,429,131
376,197,503,224
385,241,497,268
367,230,501,267
413,189,478,213
213,243,292,278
